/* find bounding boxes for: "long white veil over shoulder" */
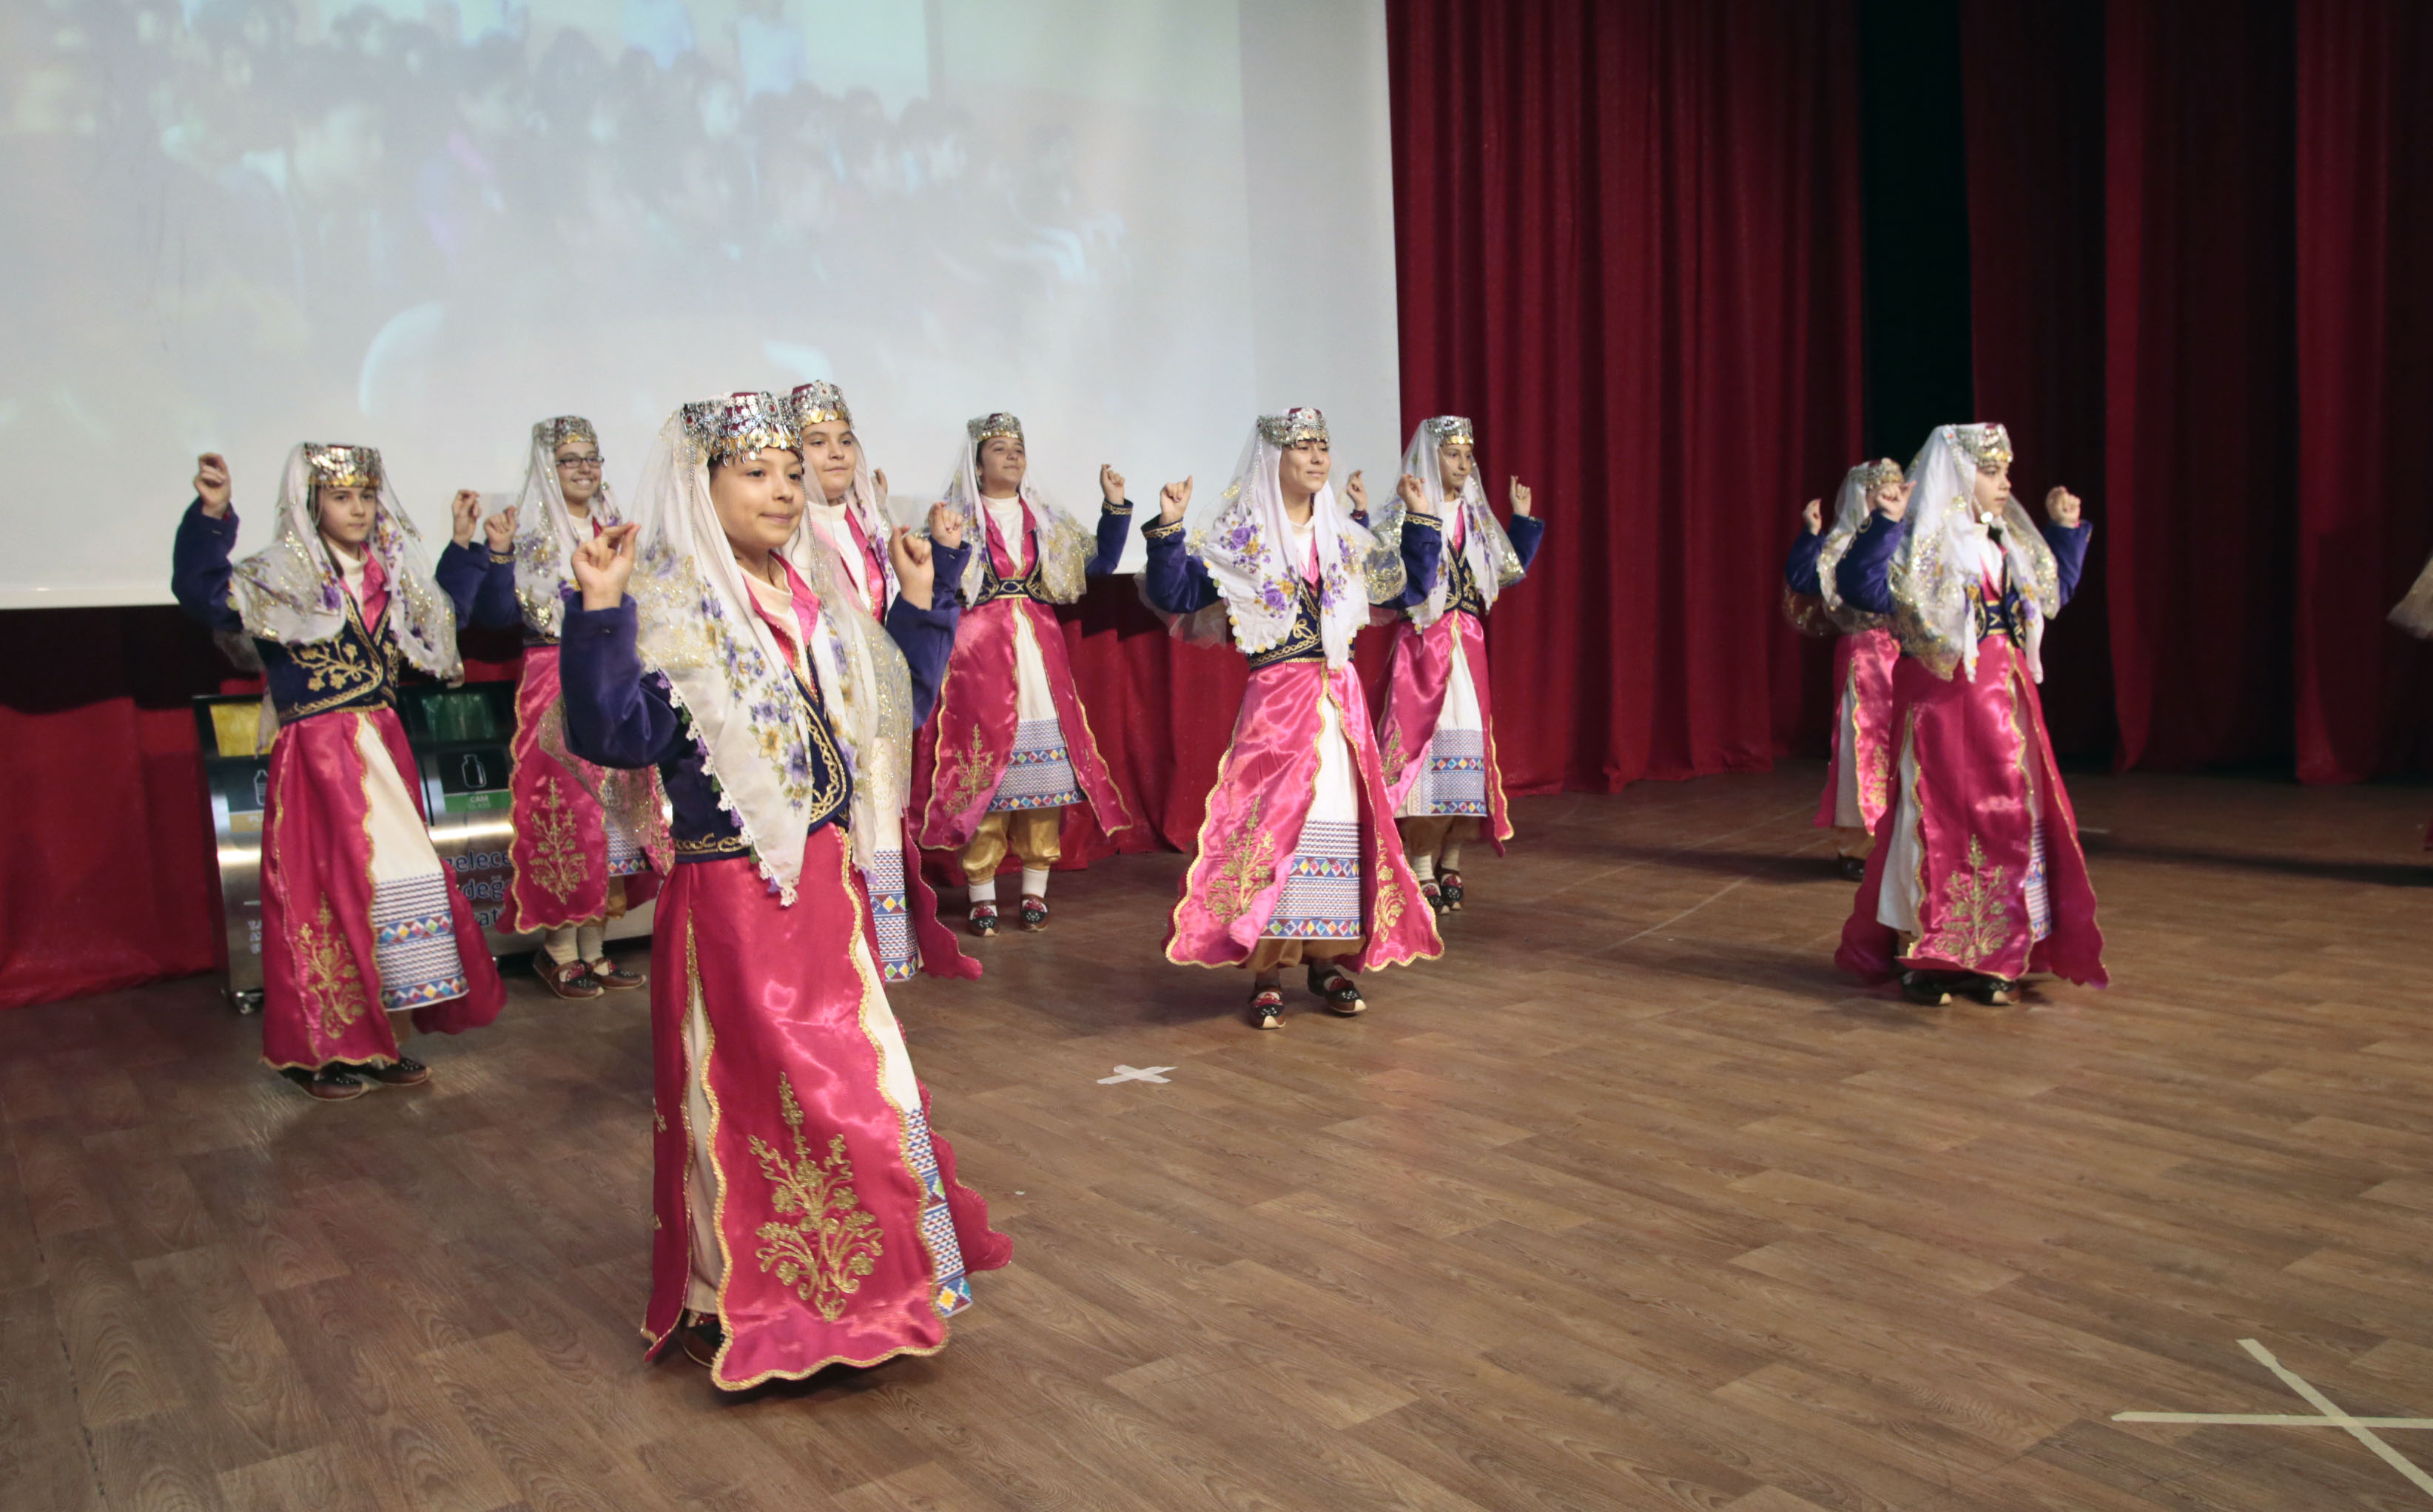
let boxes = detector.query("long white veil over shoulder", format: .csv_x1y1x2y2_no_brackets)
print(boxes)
620,392,913,902
1363,415,1524,630
935,412,1096,605
1888,423,2058,682
511,416,625,641
1179,408,1400,666
230,442,462,682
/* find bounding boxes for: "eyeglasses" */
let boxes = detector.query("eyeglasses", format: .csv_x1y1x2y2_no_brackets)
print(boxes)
555,455,604,470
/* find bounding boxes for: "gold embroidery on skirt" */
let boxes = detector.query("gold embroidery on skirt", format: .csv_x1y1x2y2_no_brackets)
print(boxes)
1373,876,1405,934
1923,836,2010,968
750,1075,884,1322
295,897,366,1041
945,723,997,816
1379,727,1409,788
523,780,587,901
1204,797,1278,925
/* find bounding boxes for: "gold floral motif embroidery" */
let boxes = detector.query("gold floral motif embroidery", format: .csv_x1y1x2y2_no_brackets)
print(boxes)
1373,877,1405,935
1379,728,1410,788
945,723,997,816
1204,797,1278,925
749,1076,884,1322
1860,742,1892,817
1922,836,2011,968
294,898,365,1042
522,780,587,902
289,635,374,695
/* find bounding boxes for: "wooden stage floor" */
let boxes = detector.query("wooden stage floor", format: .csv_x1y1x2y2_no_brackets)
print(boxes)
6,764,2433,1512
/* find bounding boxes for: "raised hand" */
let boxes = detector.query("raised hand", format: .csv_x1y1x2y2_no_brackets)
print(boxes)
1512,477,1535,518
1395,473,1427,513
449,489,484,547
872,467,889,504
2045,485,2082,528
1100,463,1125,507
1877,482,1911,524
1801,497,1823,534
1342,470,1368,515
482,503,518,553
889,524,936,607
1157,476,1193,525
572,522,638,610
926,500,965,551
194,453,232,518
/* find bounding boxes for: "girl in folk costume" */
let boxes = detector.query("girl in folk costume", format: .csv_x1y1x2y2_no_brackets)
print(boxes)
915,411,1136,936
1783,459,1912,880
492,416,671,999
1369,416,1546,914
1145,408,1442,1031
172,446,508,1101
784,380,977,984
557,391,1006,1389
1832,423,2101,1005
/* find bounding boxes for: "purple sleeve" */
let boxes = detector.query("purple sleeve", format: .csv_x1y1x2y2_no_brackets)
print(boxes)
1143,517,1219,615
1086,502,1134,576
172,499,244,633
1783,528,1825,595
1396,513,1444,609
559,596,687,769
1506,512,1547,573
925,538,973,610
2042,521,2092,610
1834,512,1905,616
474,549,521,628
884,585,960,729
433,541,513,629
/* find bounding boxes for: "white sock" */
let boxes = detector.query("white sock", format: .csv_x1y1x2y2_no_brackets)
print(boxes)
1020,866,1051,900
1438,841,1463,872
542,925,579,965
969,875,998,906
1410,854,1435,883
576,922,606,962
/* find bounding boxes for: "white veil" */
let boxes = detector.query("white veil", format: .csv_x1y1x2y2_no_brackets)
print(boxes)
936,414,1096,605
2390,552,2433,639
622,394,915,902
511,416,624,641
229,442,461,683
1814,458,1902,632
1365,416,1525,628
1888,424,2059,683
787,382,899,614
1180,410,1399,666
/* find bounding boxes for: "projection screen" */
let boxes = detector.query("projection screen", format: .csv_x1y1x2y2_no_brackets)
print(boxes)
0,0,1399,607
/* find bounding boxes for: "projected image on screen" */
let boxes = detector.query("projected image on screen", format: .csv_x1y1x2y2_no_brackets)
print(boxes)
0,0,1396,606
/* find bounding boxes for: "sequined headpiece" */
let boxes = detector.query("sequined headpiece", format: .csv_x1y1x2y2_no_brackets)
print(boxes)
968,412,1023,445
534,416,597,452
1425,415,1475,448
1857,458,1905,490
682,391,795,464
302,444,381,490
786,380,852,432
1256,407,1328,448
1954,423,2013,472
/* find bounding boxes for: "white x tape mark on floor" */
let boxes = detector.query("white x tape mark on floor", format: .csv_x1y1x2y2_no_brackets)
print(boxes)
1097,1064,1175,1084
2113,1338,2433,1499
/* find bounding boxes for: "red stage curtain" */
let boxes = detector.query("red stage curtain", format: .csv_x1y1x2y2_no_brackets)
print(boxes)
2292,0,2433,783
1958,0,2113,758
0,609,238,1011
2100,0,2298,771
1386,0,1865,786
